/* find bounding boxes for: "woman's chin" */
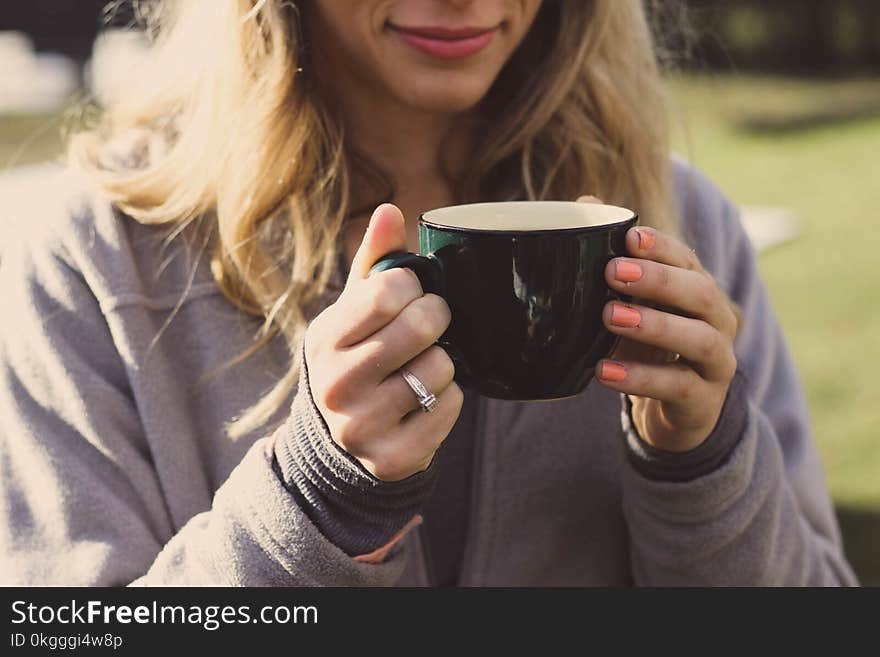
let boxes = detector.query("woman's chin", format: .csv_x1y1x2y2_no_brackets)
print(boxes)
392,76,494,114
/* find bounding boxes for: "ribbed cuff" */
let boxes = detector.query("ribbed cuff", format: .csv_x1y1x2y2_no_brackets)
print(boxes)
623,370,749,483
272,342,438,557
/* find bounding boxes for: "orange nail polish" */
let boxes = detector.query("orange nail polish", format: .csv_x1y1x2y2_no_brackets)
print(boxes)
611,304,641,328
635,228,656,250
615,260,643,283
600,361,627,382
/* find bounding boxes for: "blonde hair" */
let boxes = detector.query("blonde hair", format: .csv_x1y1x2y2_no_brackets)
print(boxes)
70,0,677,439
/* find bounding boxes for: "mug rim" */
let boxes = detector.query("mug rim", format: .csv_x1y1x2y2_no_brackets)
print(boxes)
420,201,637,235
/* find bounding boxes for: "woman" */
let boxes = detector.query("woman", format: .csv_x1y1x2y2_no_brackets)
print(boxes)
0,0,855,585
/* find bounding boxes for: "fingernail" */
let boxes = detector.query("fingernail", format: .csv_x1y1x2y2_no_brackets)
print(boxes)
611,304,641,328
615,260,643,283
635,228,656,250
599,361,627,382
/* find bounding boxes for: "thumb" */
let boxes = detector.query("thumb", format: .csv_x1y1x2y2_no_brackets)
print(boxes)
348,203,409,283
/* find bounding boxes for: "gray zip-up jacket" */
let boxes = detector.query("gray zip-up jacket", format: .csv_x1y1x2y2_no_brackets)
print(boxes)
0,162,856,586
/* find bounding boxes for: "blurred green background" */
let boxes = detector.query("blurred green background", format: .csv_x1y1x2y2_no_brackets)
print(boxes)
1,1,878,585
668,75,880,585
663,0,880,585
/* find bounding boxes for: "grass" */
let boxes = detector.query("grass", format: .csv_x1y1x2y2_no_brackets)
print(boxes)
1,75,878,583
668,74,880,584
0,112,67,170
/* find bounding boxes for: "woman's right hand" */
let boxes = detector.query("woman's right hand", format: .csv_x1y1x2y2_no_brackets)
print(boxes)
304,204,463,482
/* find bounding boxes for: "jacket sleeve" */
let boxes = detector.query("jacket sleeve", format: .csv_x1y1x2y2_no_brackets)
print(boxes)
620,165,857,586
0,219,412,586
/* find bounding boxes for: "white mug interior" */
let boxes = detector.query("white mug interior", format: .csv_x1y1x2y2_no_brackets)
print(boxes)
421,201,635,232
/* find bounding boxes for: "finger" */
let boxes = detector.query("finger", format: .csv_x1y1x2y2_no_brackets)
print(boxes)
343,293,452,385
603,301,737,382
576,195,604,204
348,203,409,283
625,226,704,274
605,258,737,337
376,345,456,418
609,336,670,367
397,381,464,456
595,358,704,408
330,267,424,348
362,383,464,482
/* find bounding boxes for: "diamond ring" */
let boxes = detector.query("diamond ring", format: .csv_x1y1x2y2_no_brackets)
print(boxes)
399,368,439,413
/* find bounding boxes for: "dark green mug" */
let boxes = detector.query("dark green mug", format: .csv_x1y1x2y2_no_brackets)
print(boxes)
370,201,638,400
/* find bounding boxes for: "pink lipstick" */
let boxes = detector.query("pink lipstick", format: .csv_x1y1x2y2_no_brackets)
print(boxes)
389,24,497,60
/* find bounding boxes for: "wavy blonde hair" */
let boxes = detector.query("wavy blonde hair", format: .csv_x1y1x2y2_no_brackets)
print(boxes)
70,0,676,439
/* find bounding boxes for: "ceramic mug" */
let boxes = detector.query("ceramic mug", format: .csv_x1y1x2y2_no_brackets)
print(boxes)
370,201,638,400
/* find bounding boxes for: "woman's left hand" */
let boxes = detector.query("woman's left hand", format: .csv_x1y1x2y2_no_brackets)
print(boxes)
596,224,739,453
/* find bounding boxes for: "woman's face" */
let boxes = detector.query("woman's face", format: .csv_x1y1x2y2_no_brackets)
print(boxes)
306,0,544,114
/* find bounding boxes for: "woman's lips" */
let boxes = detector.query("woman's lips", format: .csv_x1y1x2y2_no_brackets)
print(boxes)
389,24,497,60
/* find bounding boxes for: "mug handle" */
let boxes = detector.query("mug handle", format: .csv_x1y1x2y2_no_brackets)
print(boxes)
369,251,445,297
